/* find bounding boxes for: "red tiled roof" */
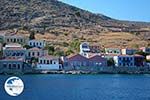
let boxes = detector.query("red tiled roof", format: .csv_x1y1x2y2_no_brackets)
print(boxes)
89,55,106,62
40,55,58,59
6,47,25,50
28,47,41,51
0,57,24,61
68,54,88,61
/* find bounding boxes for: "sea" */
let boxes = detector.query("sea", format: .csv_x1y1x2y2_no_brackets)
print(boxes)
0,74,150,100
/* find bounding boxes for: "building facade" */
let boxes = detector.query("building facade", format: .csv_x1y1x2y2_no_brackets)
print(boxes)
28,39,46,48
26,47,48,59
113,55,144,67
80,42,90,58
122,48,137,55
37,55,60,70
0,57,24,72
88,55,107,67
4,34,27,45
65,54,107,70
140,47,150,54
105,48,121,55
3,43,26,58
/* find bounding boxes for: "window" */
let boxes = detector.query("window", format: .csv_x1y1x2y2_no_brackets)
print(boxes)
14,38,16,42
40,60,42,64
7,39,9,42
28,52,31,56
32,52,35,56
44,60,46,64
33,43,35,46
40,43,42,46
18,64,20,69
30,42,32,46
50,60,52,64
37,52,40,56
47,60,49,64
9,64,11,69
20,39,23,42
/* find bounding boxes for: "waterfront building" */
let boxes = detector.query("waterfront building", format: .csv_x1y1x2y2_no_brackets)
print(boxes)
134,55,145,67
122,48,137,55
88,55,107,67
65,54,107,70
67,54,89,70
26,47,48,59
113,55,144,67
105,48,121,55
4,34,27,45
28,39,46,49
139,47,150,54
36,55,60,70
0,57,24,72
3,43,26,58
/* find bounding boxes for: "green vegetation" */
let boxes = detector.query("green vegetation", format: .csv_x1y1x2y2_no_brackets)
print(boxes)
135,51,149,57
23,45,32,49
70,39,80,52
75,11,81,17
62,42,69,47
54,50,65,56
31,57,38,63
65,48,74,56
107,58,115,66
44,45,55,55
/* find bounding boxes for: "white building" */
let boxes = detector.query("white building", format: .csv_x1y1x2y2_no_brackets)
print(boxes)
26,47,48,59
80,42,90,58
113,55,135,67
113,55,144,67
3,43,26,58
37,55,60,70
122,48,137,55
4,34,27,45
105,48,121,55
28,39,46,49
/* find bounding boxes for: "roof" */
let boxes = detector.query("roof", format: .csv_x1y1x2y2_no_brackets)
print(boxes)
5,47,25,50
29,39,45,42
68,54,88,61
0,57,24,61
40,55,58,60
89,55,106,62
28,47,41,51
5,43,22,48
114,54,144,58
122,48,137,50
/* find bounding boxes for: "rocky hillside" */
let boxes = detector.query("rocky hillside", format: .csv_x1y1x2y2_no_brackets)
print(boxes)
0,0,150,53
0,0,150,31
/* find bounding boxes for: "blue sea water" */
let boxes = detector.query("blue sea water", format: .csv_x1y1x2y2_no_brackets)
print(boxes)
0,74,150,100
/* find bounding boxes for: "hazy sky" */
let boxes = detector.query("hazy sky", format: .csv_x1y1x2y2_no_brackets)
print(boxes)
59,0,150,22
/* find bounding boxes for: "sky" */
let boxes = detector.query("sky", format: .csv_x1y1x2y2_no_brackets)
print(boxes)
59,0,150,22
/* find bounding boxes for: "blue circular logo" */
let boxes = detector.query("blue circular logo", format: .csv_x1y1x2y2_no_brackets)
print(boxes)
4,76,24,96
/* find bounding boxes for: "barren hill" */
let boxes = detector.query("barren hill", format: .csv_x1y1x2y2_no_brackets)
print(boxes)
0,0,150,54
